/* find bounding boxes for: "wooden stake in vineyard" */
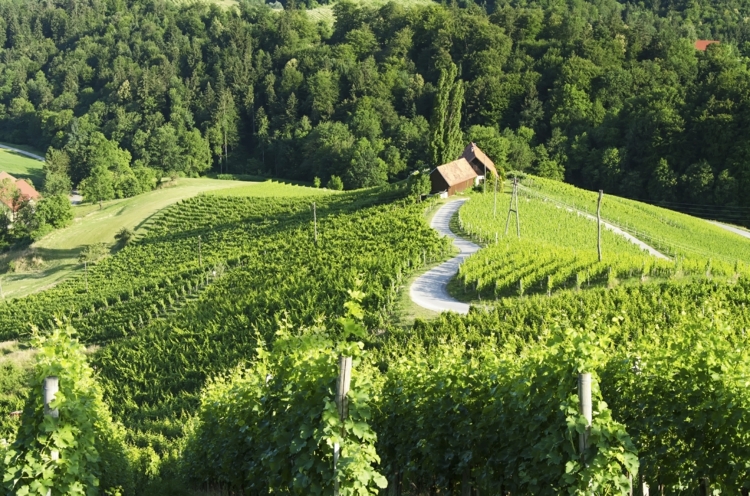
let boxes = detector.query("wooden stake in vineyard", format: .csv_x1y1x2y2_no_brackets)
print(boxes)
334,356,352,496
44,376,59,496
597,190,603,262
504,177,520,238
578,373,592,456
44,376,59,418
198,235,202,268
313,202,318,245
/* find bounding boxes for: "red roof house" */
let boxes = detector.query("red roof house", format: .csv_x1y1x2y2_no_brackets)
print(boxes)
695,40,720,51
0,172,41,211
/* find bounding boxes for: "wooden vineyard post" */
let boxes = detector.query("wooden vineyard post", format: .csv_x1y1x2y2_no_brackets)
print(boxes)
84,261,88,292
313,202,318,246
578,373,592,457
639,469,650,496
334,356,352,496
462,467,472,496
597,190,603,262
44,376,59,418
198,235,202,268
504,177,520,238
699,478,709,496
44,376,59,496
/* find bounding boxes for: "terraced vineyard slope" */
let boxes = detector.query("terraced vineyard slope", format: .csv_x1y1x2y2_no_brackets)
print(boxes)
453,174,750,300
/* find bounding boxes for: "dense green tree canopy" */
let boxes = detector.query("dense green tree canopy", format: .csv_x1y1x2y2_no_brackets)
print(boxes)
2,0,750,220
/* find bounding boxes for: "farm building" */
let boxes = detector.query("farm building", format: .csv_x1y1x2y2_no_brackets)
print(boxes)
430,158,478,196
462,143,498,179
695,40,719,51
0,171,41,211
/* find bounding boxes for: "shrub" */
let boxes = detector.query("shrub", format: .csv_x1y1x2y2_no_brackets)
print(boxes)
1,324,135,495
115,228,134,245
327,175,344,191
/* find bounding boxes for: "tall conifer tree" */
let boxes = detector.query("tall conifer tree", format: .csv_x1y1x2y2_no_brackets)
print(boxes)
429,62,464,166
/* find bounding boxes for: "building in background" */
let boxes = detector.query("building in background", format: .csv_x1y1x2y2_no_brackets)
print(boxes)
694,40,720,51
461,143,497,179
429,158,478,197
0,171,41,212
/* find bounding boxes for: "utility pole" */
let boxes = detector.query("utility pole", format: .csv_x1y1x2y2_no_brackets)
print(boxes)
597,190,603,262
313,202,318,245
504,177,520,238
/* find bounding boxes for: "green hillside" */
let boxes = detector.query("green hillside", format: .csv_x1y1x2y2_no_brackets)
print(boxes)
1,178,330,299
0,181,748,494
2,0,750,492
452,174,750,301
0,146,43,190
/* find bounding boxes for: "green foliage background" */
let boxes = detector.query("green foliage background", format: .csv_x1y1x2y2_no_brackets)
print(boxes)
3,0,750,222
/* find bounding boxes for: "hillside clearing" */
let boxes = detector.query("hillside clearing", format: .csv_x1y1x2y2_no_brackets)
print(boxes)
0,144,44,190
1,178,327,299
306,0,432,24
210,180,337,197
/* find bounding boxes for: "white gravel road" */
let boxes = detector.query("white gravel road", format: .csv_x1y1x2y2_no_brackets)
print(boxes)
409,199,479,314
710,220,750,240
409,192,672,315
571,209,670,260
0,143,44,161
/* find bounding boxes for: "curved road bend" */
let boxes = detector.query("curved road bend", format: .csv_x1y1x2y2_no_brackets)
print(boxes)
410,199,479,315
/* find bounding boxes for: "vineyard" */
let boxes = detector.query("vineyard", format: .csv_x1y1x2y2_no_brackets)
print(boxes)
1,178,750,495
518,174,750,265
454,176,750,300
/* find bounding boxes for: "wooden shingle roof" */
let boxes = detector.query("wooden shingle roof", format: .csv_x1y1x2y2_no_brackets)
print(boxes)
434,158,477,187
462,143,497,176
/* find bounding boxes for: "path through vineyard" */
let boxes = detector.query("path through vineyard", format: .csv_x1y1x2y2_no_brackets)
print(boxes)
711,220,750,240
410,199,479,314
518,184,670,260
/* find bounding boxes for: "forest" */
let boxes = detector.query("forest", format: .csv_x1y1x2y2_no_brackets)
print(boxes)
3,0,750,216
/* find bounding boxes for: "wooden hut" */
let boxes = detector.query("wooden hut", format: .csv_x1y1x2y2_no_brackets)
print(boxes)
462,143,498,178
430,158,478,196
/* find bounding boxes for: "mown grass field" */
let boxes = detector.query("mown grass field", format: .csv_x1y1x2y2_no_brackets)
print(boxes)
2,178,332,299
0,144,44,190
210,179,337,197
